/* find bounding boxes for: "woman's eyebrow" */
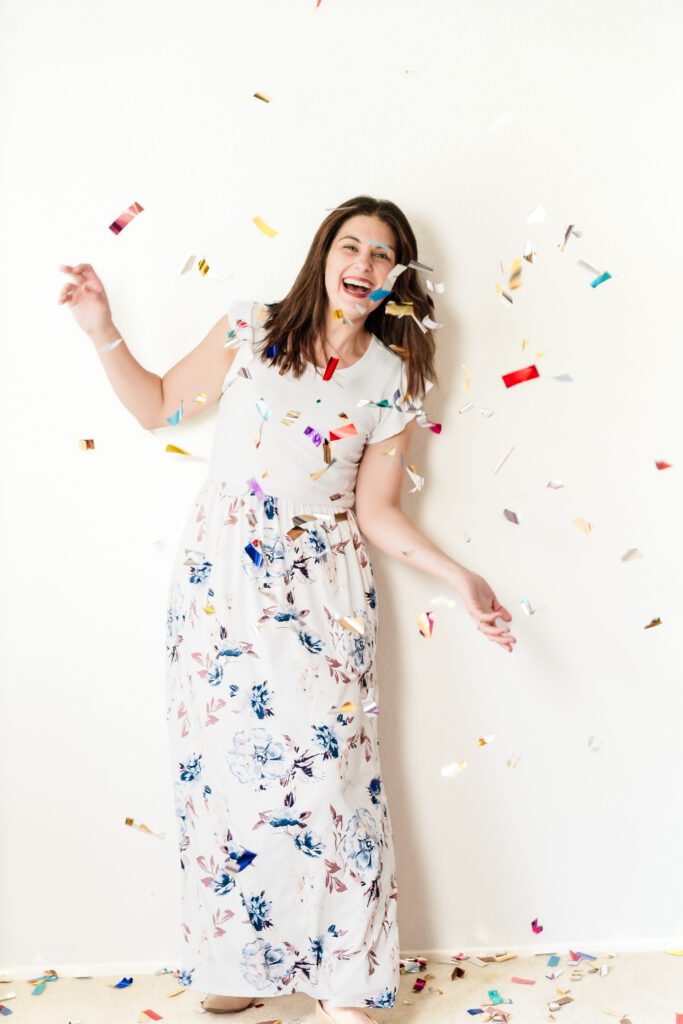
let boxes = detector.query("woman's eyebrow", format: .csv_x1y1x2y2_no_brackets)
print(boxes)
338,234,395,252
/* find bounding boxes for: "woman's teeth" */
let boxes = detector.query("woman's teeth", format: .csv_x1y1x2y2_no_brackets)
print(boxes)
342,279,372,295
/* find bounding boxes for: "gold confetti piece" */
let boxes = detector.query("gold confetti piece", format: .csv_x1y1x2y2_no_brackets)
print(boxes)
253,215,278,238
165,444,191,456
385,301,413,317
253,91,271,102
78,439,95,450
621,547,643,561
387,343,409,357
644,617,661,629
521,336,530,350
382,444,397,456
310,459,336,480
573,516,592,534
461,363,473,391
496,282,513,304
332,308,344,319
197,257,210,276
125,817,165,838
507,754,522,767
478,734,495,746
329,492,343,500
508,258,523,289
339,616,365,635
193,392,207,404
558,224,582,252
203,604,215,615
441,760,467,777
282,409,301,426
166,986,187,997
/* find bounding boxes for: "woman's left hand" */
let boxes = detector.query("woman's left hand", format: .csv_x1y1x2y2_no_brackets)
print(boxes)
451,570,517,653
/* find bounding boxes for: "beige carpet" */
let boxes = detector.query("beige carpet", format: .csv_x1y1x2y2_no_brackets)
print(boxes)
1,953,681,1024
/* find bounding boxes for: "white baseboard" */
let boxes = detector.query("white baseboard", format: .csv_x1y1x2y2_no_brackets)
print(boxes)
3,937,681,981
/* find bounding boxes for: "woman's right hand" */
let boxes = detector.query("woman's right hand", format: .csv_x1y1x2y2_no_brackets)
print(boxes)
58,263,114,339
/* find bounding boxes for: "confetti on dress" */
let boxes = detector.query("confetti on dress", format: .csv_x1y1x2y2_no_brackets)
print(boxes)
108,201,143,235
167,401,184,426
329,422,358,441
502,365,539,388
323,357,339,380
339,616,365,635
253,215,278,238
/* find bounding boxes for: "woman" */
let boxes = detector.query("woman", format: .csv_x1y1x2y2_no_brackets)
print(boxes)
59,195,516,1024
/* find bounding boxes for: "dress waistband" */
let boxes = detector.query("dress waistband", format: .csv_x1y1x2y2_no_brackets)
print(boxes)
201,475,356,515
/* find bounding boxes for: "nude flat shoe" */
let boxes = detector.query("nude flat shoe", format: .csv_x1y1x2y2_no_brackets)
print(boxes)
315,999,378,1024
200,994,256,1013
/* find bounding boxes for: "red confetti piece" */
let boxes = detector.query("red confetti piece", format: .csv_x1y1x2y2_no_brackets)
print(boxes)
502,365,539,388
412,977,426,993
108,201,144,235
569,949,581,961
142,1012,162,1021
329,423,358,441
322,357,339,381
655,460,672,469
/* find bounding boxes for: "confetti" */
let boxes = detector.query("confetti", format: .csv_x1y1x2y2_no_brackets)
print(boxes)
253,215,278,238
644,617,661,629
125,817,165,838
140,1011,162,1021
547,480,564,489
507,753,522,768
587,735,603,752
165,444,191,456
100,337,123,352
502,365,539,388
167,401,184,426
78,439,95,450
253,91,271,102
531,918,543,934
573,516,591,534
496,283,513,304
323,357,339,380
508,258,523,290
493,446,514,474
431,595,455,609
245,542,264,568
385,301,413,317
310,460,337,480
329,422,358,441
108,201,143,235
363,699,379,715
552,372,574,382
412,977,427,993
462,364,473,391
655,460,672,469
248,477,266,502
339,616,365,635
113,977,134,988
441,760,467,777
282,410,301,426
526,205,546,224
621,547,642,561
179,252,195,275
255,398,270,420
426,279,445,293
558,224,582,251
197,258,210,276
416,611,434,638
478,734,495,746
303,426,323,446
590,271,612,288
503,509,520,524
193,393,207,404
523,240,538,263
224,849,257,873
405,465,424,492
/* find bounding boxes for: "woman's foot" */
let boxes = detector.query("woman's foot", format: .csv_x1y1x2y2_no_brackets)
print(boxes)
318,999,376,1024
200,994,255,1013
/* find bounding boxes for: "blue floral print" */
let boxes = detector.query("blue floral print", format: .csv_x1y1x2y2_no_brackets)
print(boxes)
226,728,290,788
293,828,325,857
241,890,274,931
312,724,339,759
179,754,202,782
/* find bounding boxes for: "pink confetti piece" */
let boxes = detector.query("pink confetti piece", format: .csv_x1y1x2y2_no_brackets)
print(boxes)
108,202,144,235
531,918,543,934
510,976,536,984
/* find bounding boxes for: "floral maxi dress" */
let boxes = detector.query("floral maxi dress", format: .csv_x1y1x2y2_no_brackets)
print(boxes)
165,300,420,1007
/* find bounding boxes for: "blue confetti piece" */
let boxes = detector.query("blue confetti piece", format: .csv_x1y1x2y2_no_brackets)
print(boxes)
266,343,279,358
114,977,133,988
466,1010,485,1016
368,287,391,301
488,989,503,1004
167,401,184,426
590,271,612,288
244,543,264,569
0,1005,13,1015
547,954,560,966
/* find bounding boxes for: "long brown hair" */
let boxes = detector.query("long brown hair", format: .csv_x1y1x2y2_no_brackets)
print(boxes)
257,195,437,399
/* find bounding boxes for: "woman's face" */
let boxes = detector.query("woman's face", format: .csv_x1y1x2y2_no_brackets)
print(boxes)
324,214,398,320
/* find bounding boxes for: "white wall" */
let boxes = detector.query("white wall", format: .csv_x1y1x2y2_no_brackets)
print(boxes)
1,0,681,973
